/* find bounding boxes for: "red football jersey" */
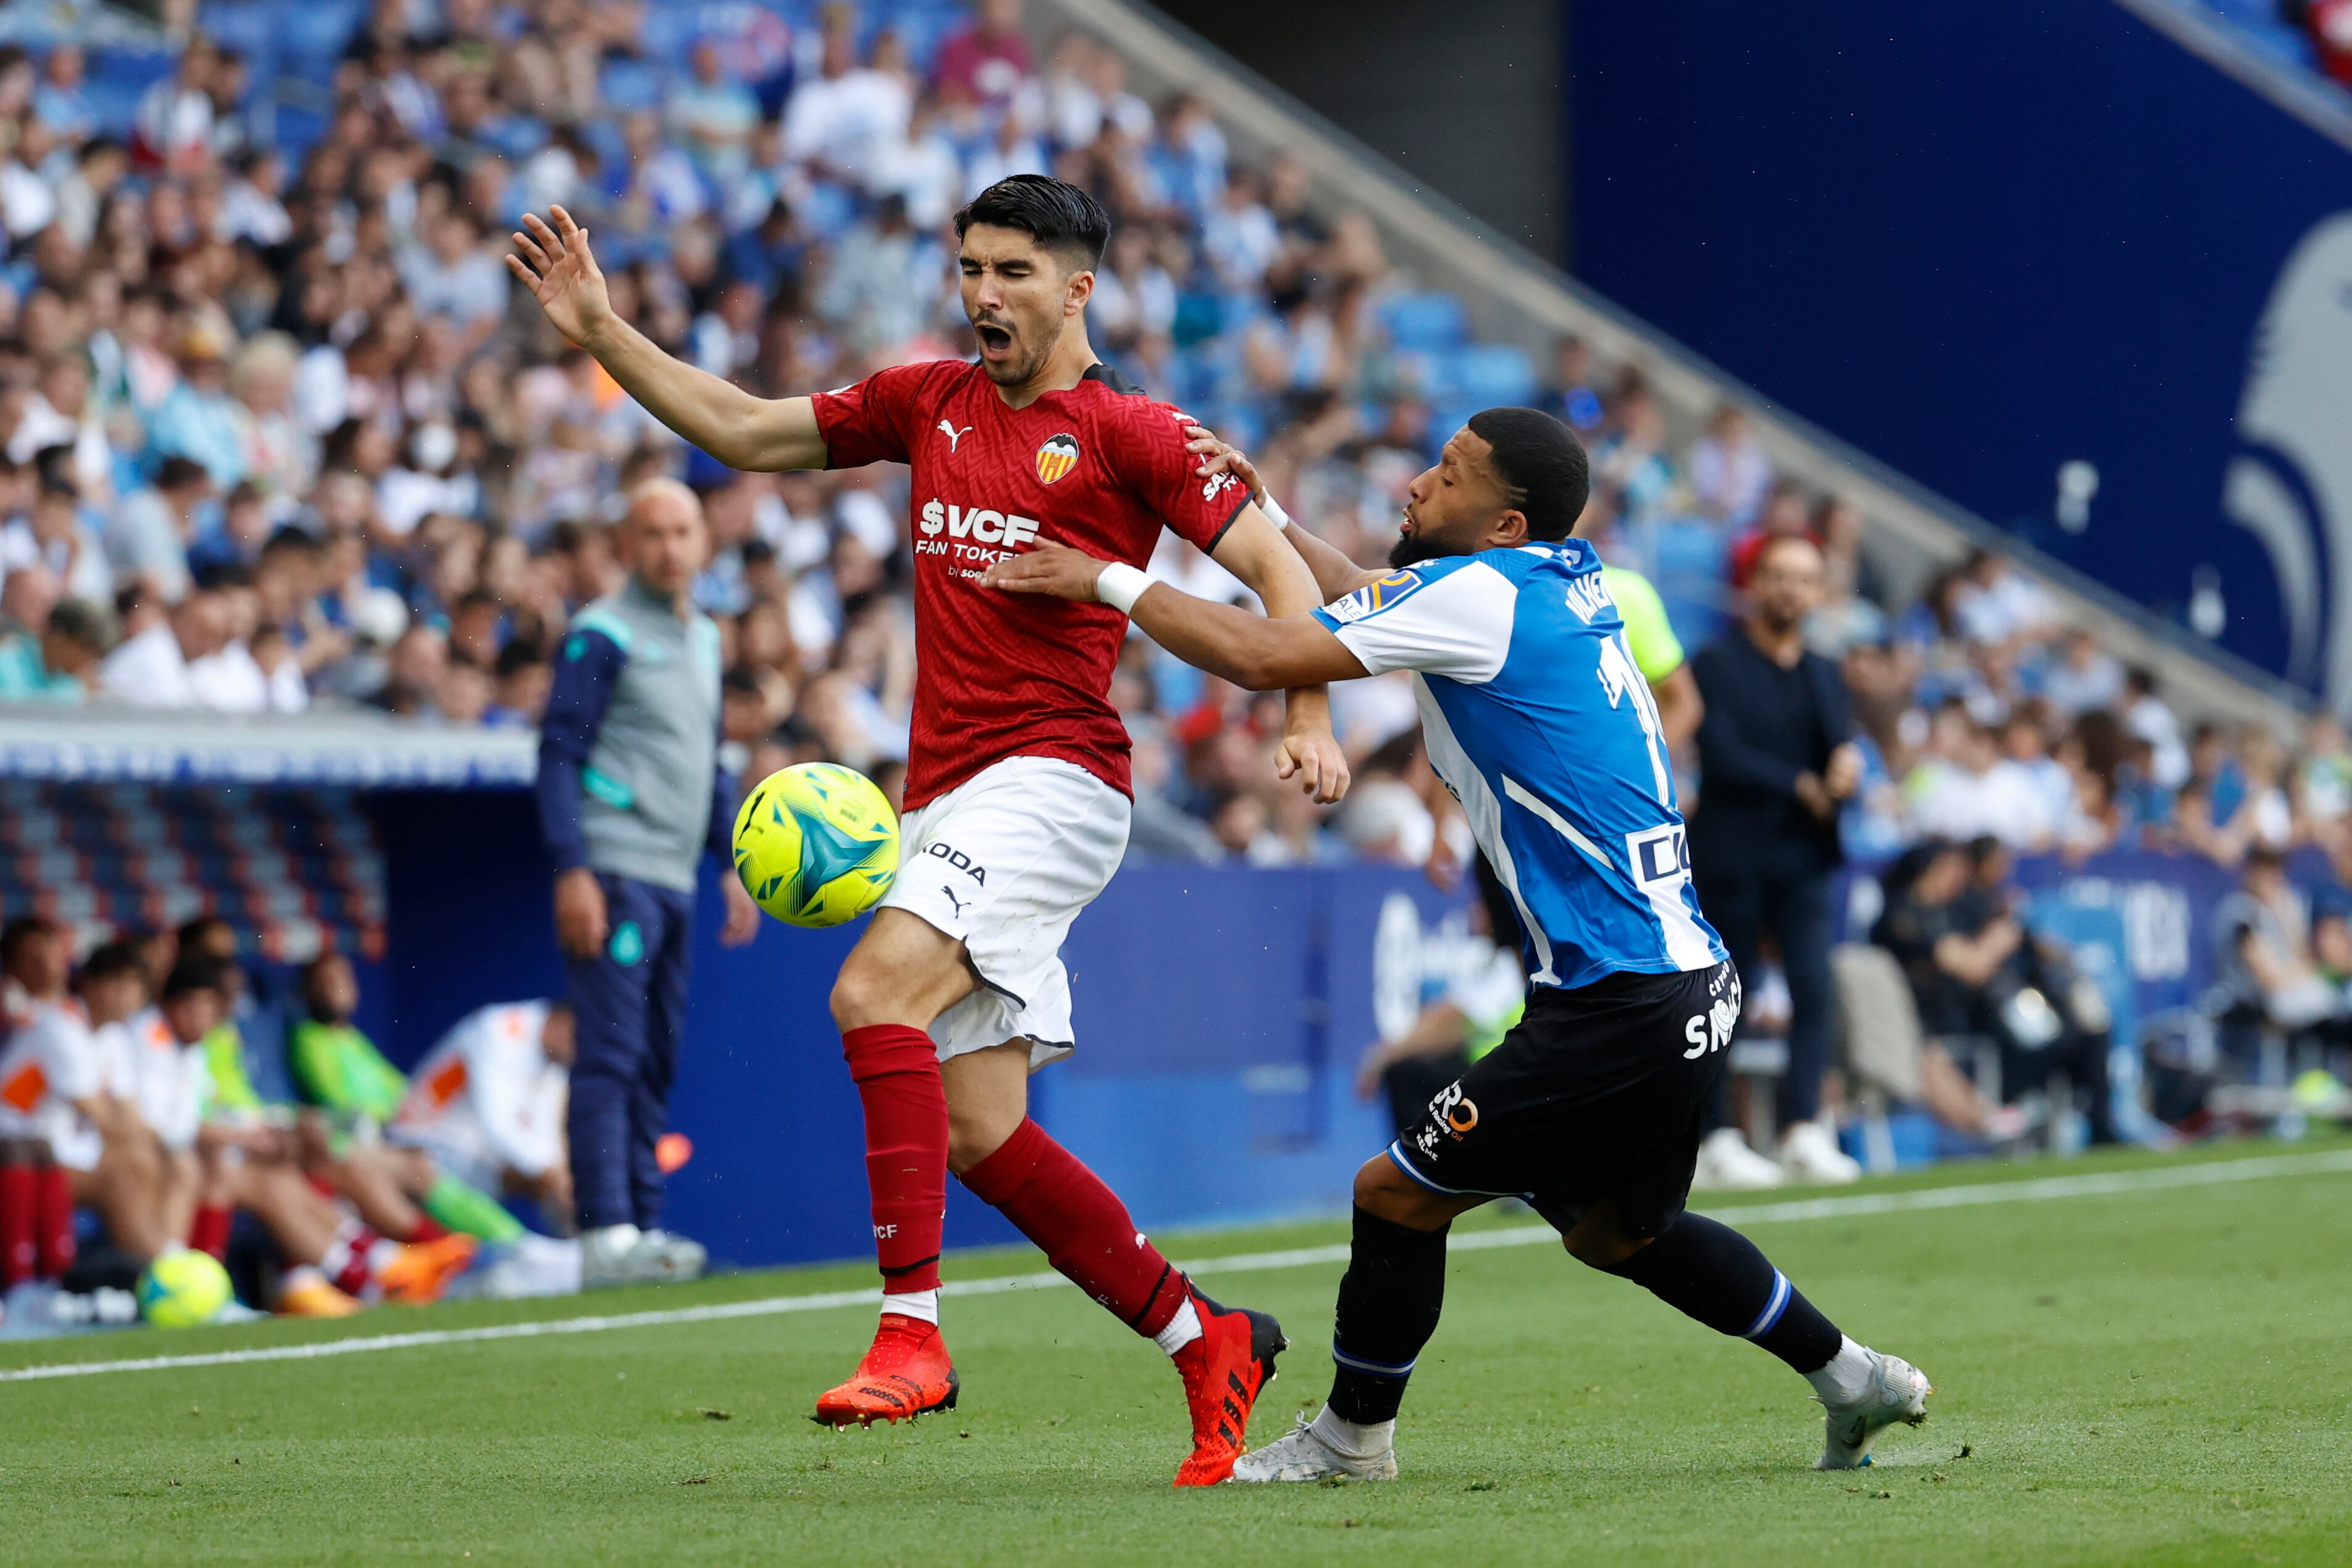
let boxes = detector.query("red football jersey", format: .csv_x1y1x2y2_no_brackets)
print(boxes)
811,359,1251,809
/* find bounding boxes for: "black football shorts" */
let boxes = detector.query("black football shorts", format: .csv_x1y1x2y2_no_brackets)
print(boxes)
1386,959,1743,1239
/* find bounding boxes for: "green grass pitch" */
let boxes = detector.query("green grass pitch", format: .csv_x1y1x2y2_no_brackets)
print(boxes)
5,1139,2350,1566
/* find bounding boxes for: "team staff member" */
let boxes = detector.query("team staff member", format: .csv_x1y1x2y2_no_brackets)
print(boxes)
1688,535,1863,1186
537,479,760,1288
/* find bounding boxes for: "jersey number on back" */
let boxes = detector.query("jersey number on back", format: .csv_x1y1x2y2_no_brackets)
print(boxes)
1595,633,1672,804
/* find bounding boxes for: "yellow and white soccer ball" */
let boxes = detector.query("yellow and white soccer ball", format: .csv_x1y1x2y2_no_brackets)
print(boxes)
137,1249,233,1327
731,762,900,928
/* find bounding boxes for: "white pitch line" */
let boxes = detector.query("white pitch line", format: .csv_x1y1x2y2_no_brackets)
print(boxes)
6,1148,2350,1385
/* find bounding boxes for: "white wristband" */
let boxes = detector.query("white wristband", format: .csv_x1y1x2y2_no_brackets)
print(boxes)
1258,491,1292,529
1096,562,1157,615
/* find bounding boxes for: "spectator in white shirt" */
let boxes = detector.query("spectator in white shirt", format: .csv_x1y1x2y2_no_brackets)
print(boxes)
2123,665,2191,790
668,40,761,184
131,37,217,174
1912,708,2059,849
0,472,113,605
9,355,115,502
782,30,913,181
1201,169,1281,292
1689,403,1774,528
397,208,509,337
100,583,224,707
2041,627,2125,715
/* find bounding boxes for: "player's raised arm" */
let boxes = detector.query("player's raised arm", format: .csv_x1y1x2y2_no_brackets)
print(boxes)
507,207,827,473
982,543,1369,693
1206,503,1354,803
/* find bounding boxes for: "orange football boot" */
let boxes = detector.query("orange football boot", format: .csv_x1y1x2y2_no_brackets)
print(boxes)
812,1313,961,1427
1171,1288,1288,1486
376,1233,480,1304
277,1270,361,1318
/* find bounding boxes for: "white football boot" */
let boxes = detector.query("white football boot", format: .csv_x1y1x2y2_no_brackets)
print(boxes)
1230,1411,1399,1483
640,1229,708,1280
1815,1348,1933,1470
1779,1120,1863,1185
1692,1127,1785,1191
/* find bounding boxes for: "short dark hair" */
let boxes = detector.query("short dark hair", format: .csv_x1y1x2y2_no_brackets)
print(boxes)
156,455,210,492
77,939,146,987
953,175,1111,273
1465,407,1590,542
46,598,113,651
161,953,231,1002
0,915,57,967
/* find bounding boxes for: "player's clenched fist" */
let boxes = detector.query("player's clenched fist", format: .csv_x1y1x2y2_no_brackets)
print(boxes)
506,206,615,351
1275,723,1351,806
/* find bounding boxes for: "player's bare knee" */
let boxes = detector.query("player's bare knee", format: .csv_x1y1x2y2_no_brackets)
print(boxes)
828,953,895,1032
945,1104,1019,1175
1352,1155,1445,1228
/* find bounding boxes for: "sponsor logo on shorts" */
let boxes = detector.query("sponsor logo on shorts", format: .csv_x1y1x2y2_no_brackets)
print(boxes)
923,841,987,883
1425,1081,1478,1143
1682,969,1743,1060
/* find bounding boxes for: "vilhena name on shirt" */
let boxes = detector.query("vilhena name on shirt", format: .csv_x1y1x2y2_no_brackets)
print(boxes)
1563,571,1617,623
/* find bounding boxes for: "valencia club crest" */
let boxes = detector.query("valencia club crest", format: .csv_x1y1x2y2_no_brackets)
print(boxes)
1035,432,1080,484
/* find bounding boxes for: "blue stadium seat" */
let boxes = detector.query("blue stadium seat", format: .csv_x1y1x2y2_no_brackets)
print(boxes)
1439,343,1537,409
280,1,366,69
1377,291,1469,354
198,4,279,61
600,58,666,115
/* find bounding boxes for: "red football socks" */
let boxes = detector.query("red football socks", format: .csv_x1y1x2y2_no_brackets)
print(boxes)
34,1163,74,1277
959,1117,1188,1339
0,1158,35,1287
188,1203,233,1260
841,1024,949,1295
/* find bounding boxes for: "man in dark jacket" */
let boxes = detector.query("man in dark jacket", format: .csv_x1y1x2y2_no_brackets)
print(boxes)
1689,534,1861,1184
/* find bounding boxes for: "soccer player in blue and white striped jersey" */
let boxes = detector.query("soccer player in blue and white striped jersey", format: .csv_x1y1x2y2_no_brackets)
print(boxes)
984,407,1931,1478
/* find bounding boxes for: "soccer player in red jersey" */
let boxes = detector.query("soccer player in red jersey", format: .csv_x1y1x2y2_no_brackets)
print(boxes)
508,176,1349,1483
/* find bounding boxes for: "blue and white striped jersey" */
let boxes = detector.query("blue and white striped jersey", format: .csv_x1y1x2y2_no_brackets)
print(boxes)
1312,538,1727,991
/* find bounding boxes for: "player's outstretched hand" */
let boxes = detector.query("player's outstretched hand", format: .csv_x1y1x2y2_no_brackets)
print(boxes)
506,206,613,350
1276,722,1351,805
1184,424,1266,502
719,872,762,948
979,543,1108,601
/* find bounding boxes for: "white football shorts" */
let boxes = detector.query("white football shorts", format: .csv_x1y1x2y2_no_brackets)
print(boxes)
880,754,1131,1069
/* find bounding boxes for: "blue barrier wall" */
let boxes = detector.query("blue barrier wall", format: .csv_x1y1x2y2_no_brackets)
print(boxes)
1570,1,2352,700
372,790,1470,1268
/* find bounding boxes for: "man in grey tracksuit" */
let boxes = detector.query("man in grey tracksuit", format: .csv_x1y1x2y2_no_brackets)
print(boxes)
536,479,760,1284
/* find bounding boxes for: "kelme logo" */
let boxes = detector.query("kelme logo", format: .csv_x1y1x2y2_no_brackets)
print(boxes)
609,921,644,966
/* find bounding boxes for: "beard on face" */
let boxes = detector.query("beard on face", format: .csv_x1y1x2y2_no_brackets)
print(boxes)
1387,521,1454,570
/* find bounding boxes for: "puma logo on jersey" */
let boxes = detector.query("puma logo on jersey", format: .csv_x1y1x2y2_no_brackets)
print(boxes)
937,420,974,452
917,499,1042,547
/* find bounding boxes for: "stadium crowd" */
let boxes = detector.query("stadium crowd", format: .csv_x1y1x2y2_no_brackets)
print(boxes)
0,0,2337,1320
0,0,2330,887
